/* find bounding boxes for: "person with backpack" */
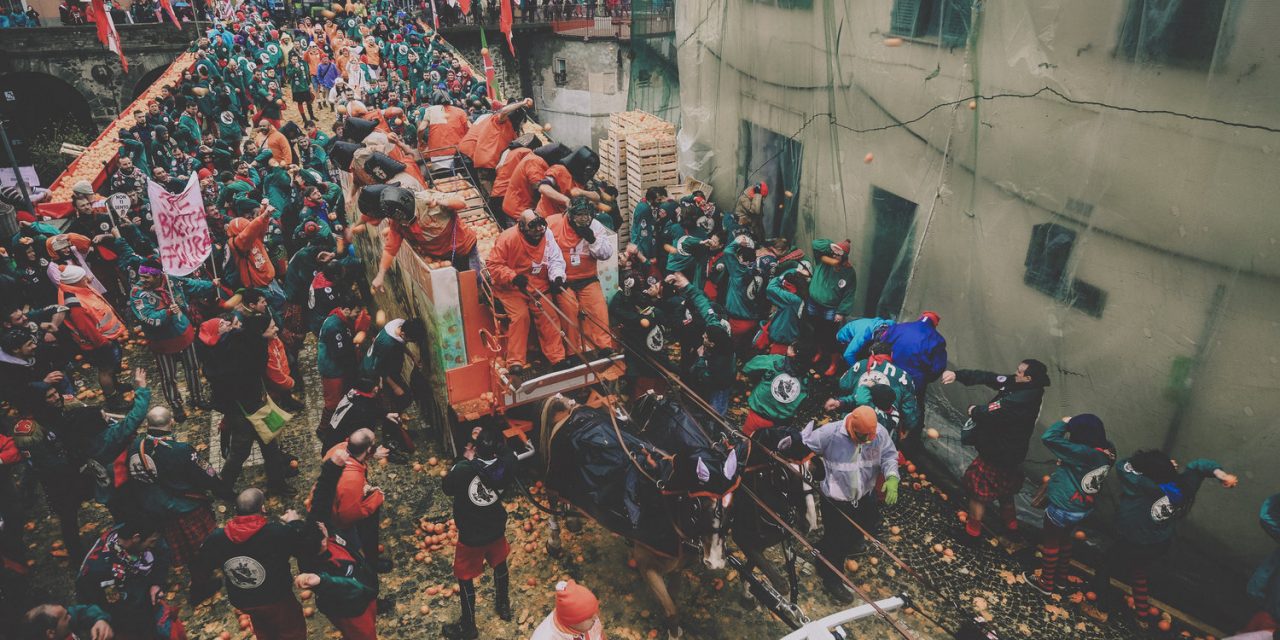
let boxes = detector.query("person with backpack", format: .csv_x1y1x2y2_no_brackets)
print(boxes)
122,405,236,568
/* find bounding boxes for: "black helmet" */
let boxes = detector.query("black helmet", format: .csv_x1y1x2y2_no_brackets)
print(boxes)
379,186,416,222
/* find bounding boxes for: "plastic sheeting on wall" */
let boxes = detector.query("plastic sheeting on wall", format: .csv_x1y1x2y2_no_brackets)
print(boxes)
664,0,1280,629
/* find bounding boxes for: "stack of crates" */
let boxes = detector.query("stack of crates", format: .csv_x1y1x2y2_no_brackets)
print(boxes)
598,111,677,240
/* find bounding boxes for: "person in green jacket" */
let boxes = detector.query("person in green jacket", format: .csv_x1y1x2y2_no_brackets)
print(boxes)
286,55,316,121
1023,414,1115,596
661,211,719,290
759,263,811,355
709,235,762,352
122,405,235,568
1085,451,1237,628
294,522,381,635
807,239,856,376
741,337,816,437
824,341,921,445
19,603,114,640
609,270,671,398
174,103,203,155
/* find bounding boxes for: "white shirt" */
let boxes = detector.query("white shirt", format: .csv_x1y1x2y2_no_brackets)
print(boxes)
529,612,604,640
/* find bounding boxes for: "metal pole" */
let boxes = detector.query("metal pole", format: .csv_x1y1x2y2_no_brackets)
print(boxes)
0,119,36,216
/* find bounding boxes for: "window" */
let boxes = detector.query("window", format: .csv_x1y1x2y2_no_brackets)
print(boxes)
748,0,814,9
1117,0,1228,70
553,58,568,86
635,68,652,88
1024,223,1106,317
889,0,972,47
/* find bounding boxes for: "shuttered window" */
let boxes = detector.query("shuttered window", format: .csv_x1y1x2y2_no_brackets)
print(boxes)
890,0,972,47
940,0,973,48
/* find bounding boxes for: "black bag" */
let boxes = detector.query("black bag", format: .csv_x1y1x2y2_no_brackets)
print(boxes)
362,152,406,184
564,146,600,184
329,140,361,171
343,117,378,143
511,133,545,150
279,121,303,141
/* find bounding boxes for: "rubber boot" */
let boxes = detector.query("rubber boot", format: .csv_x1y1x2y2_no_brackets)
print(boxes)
441,579,478,639
493,561,512,621
823,353,840,377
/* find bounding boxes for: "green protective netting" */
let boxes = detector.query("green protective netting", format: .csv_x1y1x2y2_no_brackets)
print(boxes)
626,0,681,125
663,0,1280,632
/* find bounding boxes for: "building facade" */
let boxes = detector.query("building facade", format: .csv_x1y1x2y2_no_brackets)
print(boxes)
673,0,1280,575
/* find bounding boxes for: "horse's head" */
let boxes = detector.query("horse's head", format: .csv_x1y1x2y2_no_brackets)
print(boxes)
673,440,747,570
743,425,819,534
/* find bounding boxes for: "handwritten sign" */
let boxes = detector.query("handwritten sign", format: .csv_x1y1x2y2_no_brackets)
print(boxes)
147,174,212,276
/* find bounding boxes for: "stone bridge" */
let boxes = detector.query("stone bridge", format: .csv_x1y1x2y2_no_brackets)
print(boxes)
0,23,197,126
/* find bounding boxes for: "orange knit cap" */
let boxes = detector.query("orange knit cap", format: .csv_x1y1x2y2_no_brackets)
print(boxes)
844,406,879,441
554,580,599,627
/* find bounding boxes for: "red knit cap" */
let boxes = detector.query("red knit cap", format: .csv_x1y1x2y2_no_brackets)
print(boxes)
554,580,599,627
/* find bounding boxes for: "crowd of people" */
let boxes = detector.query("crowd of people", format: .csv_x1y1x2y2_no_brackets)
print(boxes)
0,1,1275,639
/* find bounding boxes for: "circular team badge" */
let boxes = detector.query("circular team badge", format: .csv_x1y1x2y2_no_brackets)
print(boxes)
126,451,158,483
646,326,665,352
770,373,801,404
223,556,267,589
220,111,235,126
267,44,280,56
1080,465,1110,495
746,276,762,301
1150,496,1176,522
467,476,498,507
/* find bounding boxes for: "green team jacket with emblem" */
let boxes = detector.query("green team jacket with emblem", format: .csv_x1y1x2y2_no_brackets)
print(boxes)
743,354,808,421
1113,457,1220,545
835,358,921,435
764,270,805,345
711,240,761,320
629,200,657,257
443,452,517,547
125,433,231,517
609,292,671,378
808,239,856,315
1042,420,1115,514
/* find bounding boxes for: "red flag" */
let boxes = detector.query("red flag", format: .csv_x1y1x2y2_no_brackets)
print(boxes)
457,0,471,14
158,0,182,29
90,0,128,72
499,0,515,56
481,47,496,100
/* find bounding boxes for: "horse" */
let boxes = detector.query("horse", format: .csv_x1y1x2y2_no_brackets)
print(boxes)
535,393,745,638
727,425,819,616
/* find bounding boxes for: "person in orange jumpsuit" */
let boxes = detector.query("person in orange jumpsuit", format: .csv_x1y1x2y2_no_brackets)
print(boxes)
458,98,531,179
370,187,475,293
417,104,471,157
500,151,563,222
484,210,567,375
546,197,614,355
227,204,276,289
489,143,535,222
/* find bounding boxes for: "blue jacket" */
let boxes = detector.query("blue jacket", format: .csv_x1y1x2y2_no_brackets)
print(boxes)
836,317,896,365
880,318,947,390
